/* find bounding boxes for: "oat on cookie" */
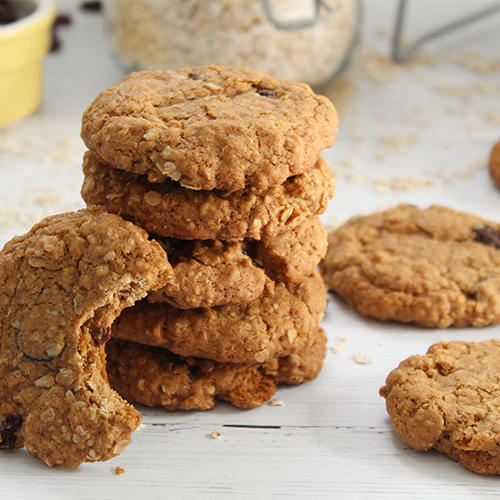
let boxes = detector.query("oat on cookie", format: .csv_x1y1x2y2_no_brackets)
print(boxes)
0,208,173,468
81,65,338,192
320,204,500,328
148,217,327,309
113,272,326,364
489,141,500,189
106,329,327,411
81,151,335,241
381,340,500,475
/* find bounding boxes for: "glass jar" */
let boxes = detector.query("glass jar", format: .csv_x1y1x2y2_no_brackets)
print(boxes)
103,0,360,89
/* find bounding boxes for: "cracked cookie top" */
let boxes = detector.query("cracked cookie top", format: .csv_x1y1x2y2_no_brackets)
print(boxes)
321,204,500,328
81,65,338,192
381,340,500,474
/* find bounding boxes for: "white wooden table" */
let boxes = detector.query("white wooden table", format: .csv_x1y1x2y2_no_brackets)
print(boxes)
0,1,499,498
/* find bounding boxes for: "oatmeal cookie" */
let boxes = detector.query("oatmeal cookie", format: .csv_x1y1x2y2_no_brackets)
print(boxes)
489,140,500,188
81,151,335,241
106,329,326,410
0,208,172,468
321,204,500,328
149,217,327,309
381,340,500,475
81,66,338,192
113,272,326,363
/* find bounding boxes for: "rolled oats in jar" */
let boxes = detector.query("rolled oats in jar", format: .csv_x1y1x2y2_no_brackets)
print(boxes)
104,0,359,88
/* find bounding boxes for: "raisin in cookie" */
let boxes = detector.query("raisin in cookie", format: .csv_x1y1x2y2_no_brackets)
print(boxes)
321,204,500,328
113,272,326,364
489,140,500,188
81,66,338,192
81,151,335,241
107,329,326,411
381,340,500,475
0,208,172,467
149,217,327,309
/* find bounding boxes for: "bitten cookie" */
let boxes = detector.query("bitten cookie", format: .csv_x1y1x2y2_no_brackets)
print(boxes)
81,65,338,192
81,151,335,241
113,272,326,363
149,217,327,309
0,208,172,468
106,329,327,411
380,340,500,475
321,204,500,328
489,141,500,188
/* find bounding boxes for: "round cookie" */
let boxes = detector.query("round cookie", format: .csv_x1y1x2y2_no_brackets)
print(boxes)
321,204,500,328
149,216,327,309
489,140,500,188
81,151,335,241
81,65,338,192
106,329,327,411
0,208,172,468
380,340,500,475
112,272,326,364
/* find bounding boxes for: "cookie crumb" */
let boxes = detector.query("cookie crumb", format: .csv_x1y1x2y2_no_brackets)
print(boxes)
115,466,125,475
354,353,373,365
287,432,294,437
209,431,222,439
340,335,349,342
268,398,285,407
331,342,346,354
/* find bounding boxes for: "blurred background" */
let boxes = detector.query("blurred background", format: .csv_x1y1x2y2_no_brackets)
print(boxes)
0,0,499,243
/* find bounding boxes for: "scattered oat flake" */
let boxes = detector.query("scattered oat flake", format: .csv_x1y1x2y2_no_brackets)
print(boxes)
354,353,373,365
115,466,125,475
268,398,285,407
340,336,349,342
210,431,222,439
331,342,346,354
287,432,294,437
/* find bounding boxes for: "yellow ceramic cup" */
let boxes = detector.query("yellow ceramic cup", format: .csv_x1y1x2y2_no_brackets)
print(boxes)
0,0,55,126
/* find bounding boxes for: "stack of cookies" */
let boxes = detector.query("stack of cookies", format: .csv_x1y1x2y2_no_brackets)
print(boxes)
79,65,338,410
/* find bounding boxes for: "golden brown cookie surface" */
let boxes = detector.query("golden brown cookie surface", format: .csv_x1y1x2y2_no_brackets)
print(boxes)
81,66,338,192
81,151,335,241
0,208,172,467
489,141,500,188
149,217,327,309
106,329,326,411
113,272,326,363
380,340,500,475
321,204,500,328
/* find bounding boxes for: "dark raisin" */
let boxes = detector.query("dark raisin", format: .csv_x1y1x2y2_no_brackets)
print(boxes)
188,72,200,80
0,415,22,449
50,13,71,53
0,0,17,25
467,291,477,300
474,226,500,249
54,13,71,26
89,324,111,346
80,1,101,12
256,88,276,98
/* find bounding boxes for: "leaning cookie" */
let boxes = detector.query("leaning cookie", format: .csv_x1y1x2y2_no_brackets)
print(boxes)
106,329,327,411
321,204,500,328
82,151,334,241
489,141,500,188
0,208,172,468
113,272,326,364
381,340,500,475
81,65,338,192
149,217,327,309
